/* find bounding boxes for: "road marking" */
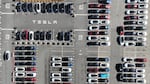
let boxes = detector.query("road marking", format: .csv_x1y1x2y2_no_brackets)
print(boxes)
79,4,84,10
74,29,87,31
5,3,11,9
74,14,88,16
0,28,14,30
5,34,10,40
0,12,14,15
78,35,83,40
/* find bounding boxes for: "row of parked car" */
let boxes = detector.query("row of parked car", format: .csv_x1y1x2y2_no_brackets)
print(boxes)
15,2,74,15
116,57,147,83
86,57,110,83
50,57,73,83
87,0,111,46
14,30,72,42
13,46,37,83
117,0,148,46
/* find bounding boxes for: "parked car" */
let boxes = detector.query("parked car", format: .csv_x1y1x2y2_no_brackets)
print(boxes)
3,51,11,60
88,4,111,9
134,58,147,62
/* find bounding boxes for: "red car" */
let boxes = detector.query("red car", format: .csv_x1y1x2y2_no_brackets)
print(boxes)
125,4,138,9
88,4,110,9
134,58,147,62
25,67,36,71
25,78,36,81
124,16,138,20
87,68,99,73
100,15,110,19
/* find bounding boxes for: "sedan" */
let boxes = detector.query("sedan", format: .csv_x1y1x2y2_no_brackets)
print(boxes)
87,36,99,40
88,4,111,9
138,15,148,19
122,57,134,62
125,4,138,9
88,9,110,14
88,15,110,19
98,0,111,4
125,10,137,15
138,0,149,3
134,58,147,62
87,68,99,73
138,4,149,8
99,73,110,78
137,20,147,25
124,16,138,20
3,51,11,61
125,0,138,3
88,31,108,35
124,21,137,25
137,10,148,14
89,20,110,24
136,42,146,46
87,42,100,46
87,79,98,83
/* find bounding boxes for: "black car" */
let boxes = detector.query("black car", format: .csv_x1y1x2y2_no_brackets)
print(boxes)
15,78,25,81
15,62,25,66
87,63,100,66
40,31,45,40
124,26,136,30
122,79,136,83
124,21,137,25
3,51,11,60
21,31,26,40
124,37,136,41
15,57,36,60
87,57,99,61
135,26,146,30
34,31,40,40
122,68,136,72
99,26,109,30
34,3,40,13
24,52,35,55
46,3,52,13
124,32,135,35
64,32,70,41
115,63,123,72
61,73,72,77
15,52,24,55
46,31,51,40
98,0,111,4
88,15,99,19
98,79,109,82
135,63,145,67
136,42,145,46
21,3,27,12
62,57,72,61
62,63,72,66
53,3,58,13
41,3,46,13
61,78,72,82
16,3,21,12
65,3,73,14
15,31,21,40
121,73,136,77
24,46,36,50
59,3,65,13
15,57,25,60
27,3,33,12
99,68,110,72
57,32,63,41
87,42,100,46
124,16,138,20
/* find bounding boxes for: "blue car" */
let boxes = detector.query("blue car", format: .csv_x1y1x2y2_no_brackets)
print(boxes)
99,73,110,78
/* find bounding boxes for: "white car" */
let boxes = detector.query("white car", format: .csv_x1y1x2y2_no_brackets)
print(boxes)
137,20,147,25
51,57,62,61
88,73,98,78
122,57,134,62
15,72,25,77
136,68,145,73
136,31,147,36
87,79,98,83
126,0,138,3
100,42,111,46
35,3,41,13
26,72,36,77
100,36,109,41
124,41,136,46
100,63,110,67
138,15,148,19
51,63,62,67
51,78,61,82
61,67,72,72
3,50,11,60
136,37,147,41
136,79,146,83
29,31,34,40
138,4,149,8
88,25,99,30
125,10,137,15
123,63,135,68
136,74,145,78
15,67,25,71
51,73,61,77
138,0,149,3
89,20,110,25
137,10,148,14
87,36,99,40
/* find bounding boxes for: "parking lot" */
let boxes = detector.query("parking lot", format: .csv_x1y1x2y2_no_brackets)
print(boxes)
0,0,150,84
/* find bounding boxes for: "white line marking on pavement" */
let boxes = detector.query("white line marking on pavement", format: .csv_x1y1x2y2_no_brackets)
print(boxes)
74,29,87,31
74,14,88,16
0,12,14,15
0,28,14,30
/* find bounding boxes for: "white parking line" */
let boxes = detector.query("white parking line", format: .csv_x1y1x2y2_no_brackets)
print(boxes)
74,14,88,16
74,29,87,31
0,12,14,15
0,28,14,30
